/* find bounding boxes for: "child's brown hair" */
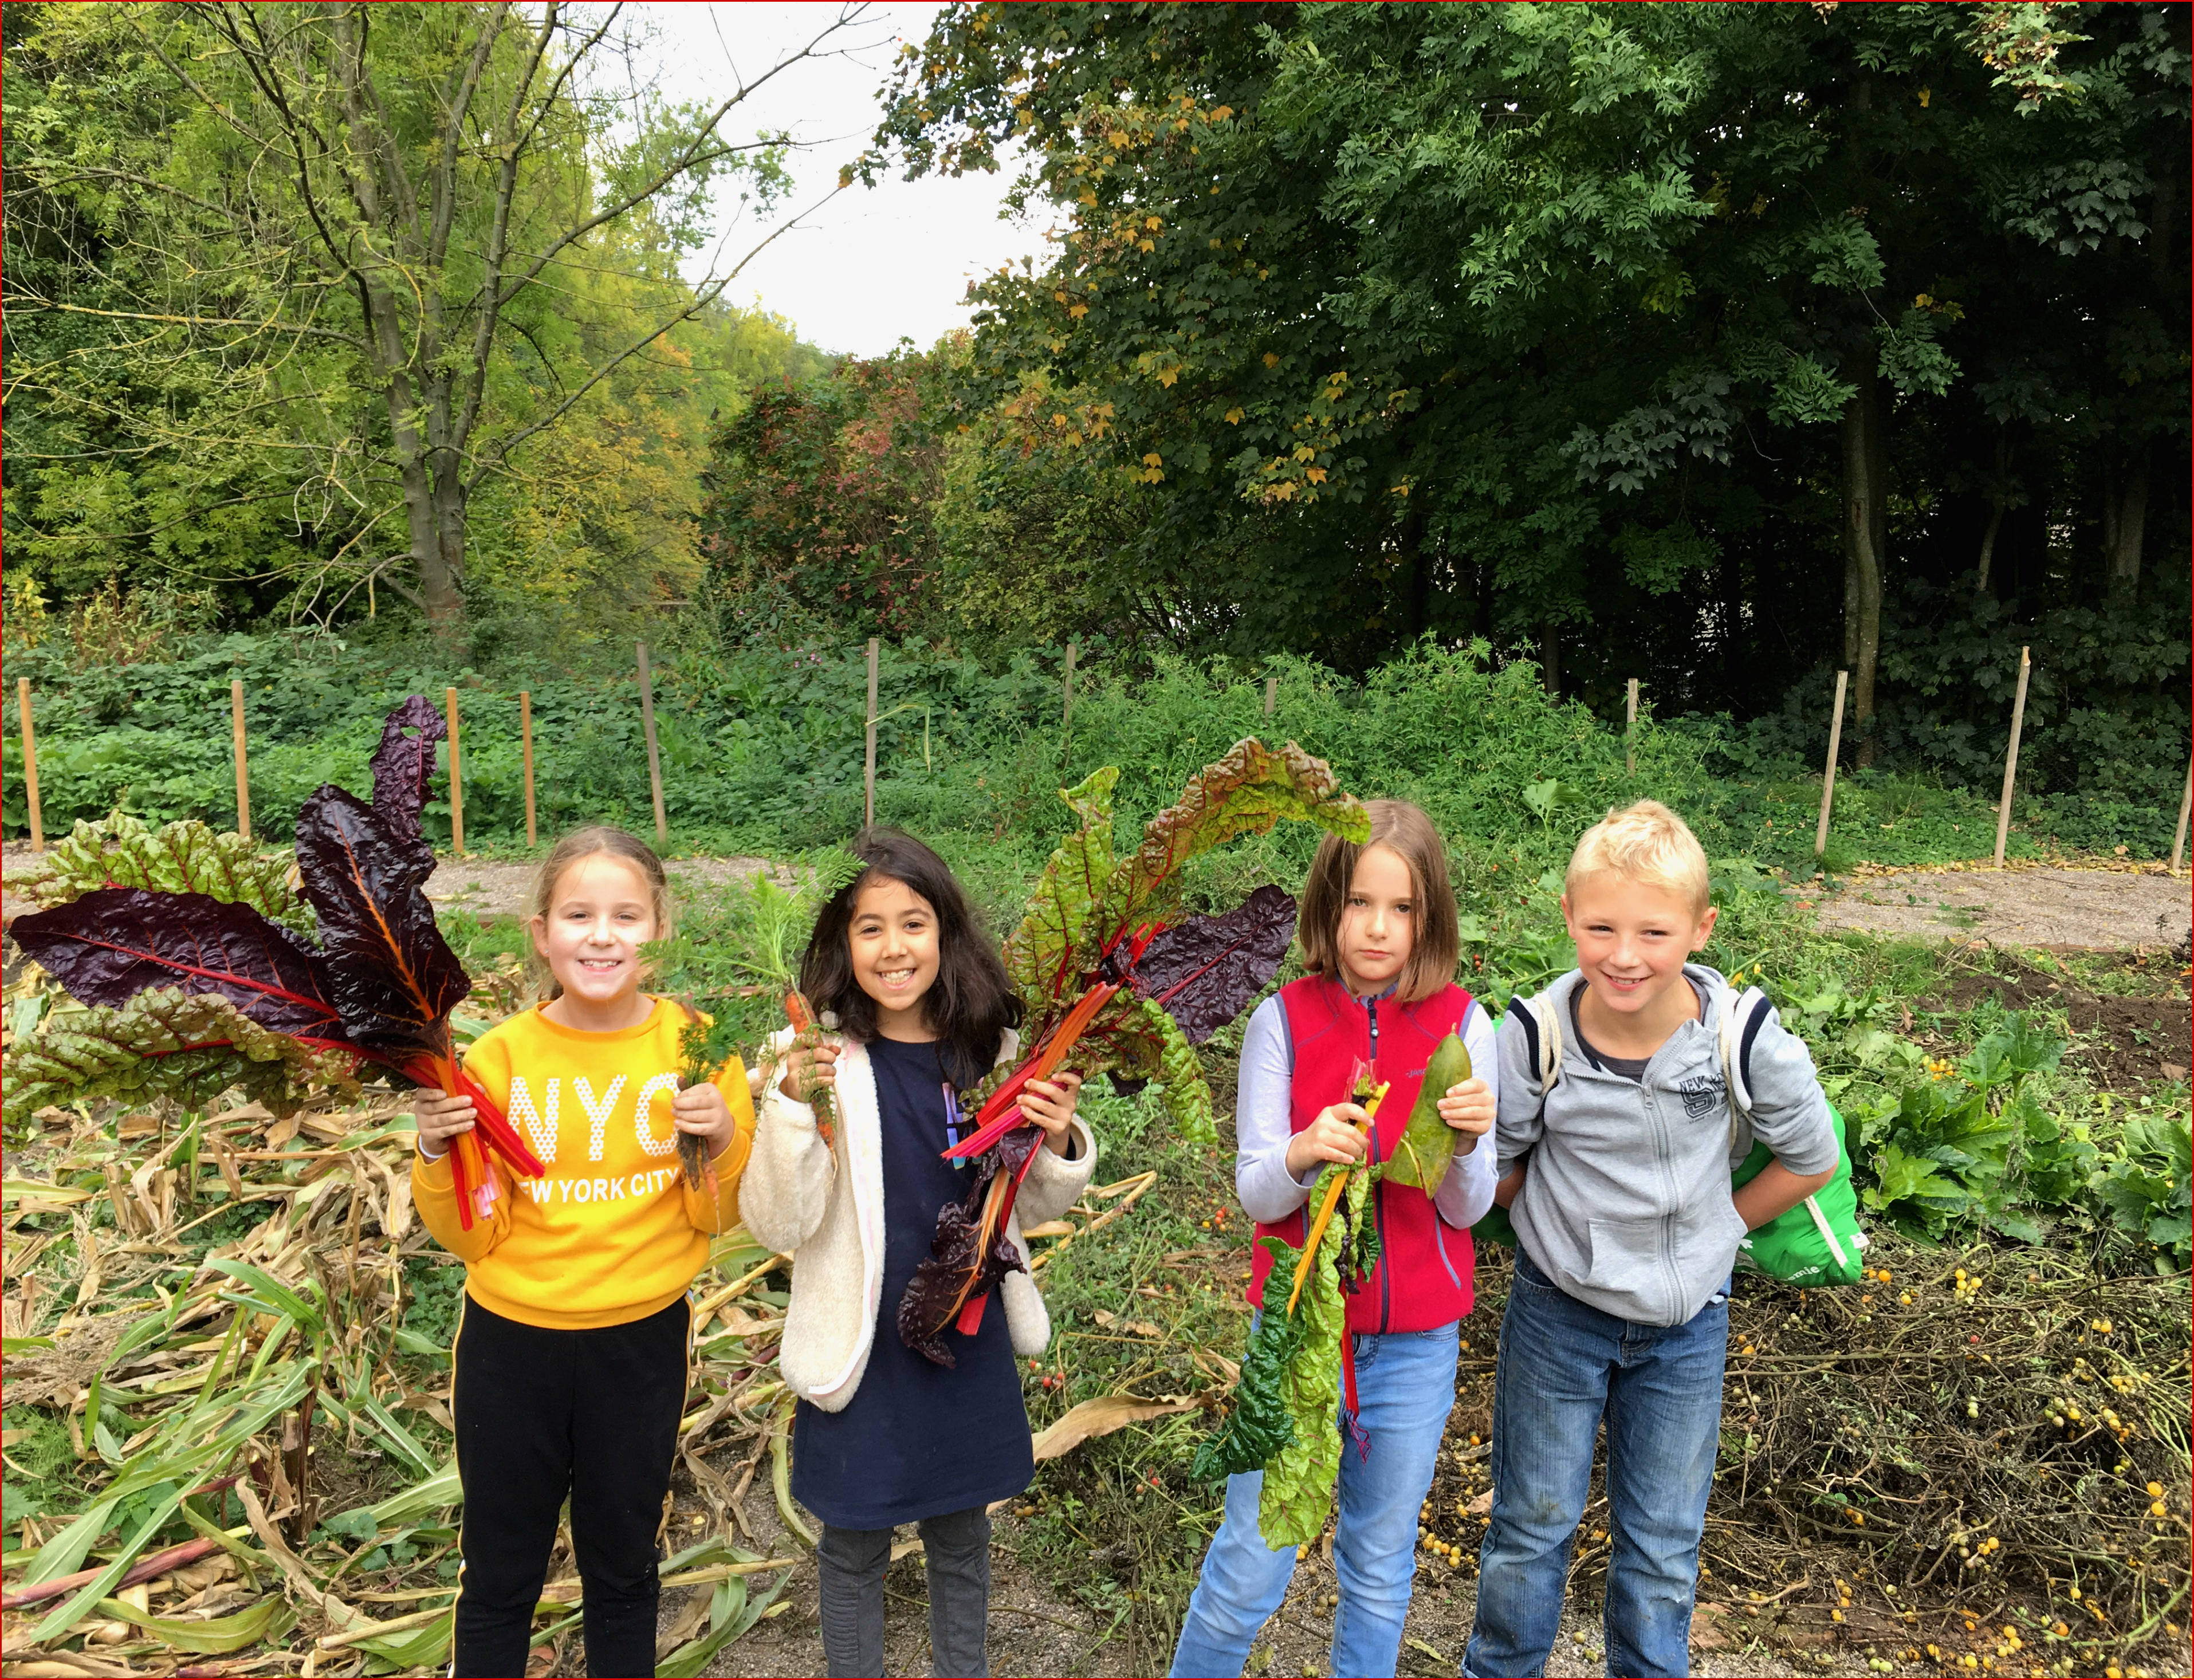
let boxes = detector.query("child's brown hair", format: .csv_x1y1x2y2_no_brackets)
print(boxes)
524,826,673,1001
1297,800,1459,1002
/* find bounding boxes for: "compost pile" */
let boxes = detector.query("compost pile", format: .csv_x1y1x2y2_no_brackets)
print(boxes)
1408,1242,2191,1677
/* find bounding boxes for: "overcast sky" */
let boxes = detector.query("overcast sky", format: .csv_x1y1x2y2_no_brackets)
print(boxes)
630,2,1055,357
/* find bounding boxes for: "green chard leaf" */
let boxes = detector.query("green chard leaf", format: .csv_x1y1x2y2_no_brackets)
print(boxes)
1001,766,1119,1018
1259,1162,1363,1549
1096,739,1368,946
15,813,312,935
2,986,359,1123
1191,1236,1307,1482
1381,1032,1472,1190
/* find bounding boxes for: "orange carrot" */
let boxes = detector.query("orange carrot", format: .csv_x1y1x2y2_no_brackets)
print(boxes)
785,989,836,1151
1285,1080,1388,1314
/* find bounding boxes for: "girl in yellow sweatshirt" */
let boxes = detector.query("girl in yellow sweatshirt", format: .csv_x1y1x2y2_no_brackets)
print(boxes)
411,827,753,1679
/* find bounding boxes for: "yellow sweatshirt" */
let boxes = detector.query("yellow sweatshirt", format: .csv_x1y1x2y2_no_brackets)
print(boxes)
412,997,754,1330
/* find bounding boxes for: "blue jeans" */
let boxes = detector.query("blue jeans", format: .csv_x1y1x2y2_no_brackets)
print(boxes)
1463,1248,1727,1679
1171,1321,1458,1679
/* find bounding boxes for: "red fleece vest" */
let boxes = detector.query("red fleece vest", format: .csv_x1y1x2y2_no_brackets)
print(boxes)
1248,974,1478,1336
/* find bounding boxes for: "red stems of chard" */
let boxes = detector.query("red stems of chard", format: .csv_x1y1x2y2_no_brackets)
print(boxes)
941,981,1119,1162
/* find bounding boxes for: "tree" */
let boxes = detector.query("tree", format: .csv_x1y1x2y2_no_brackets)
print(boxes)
870,0,2185,757
5,1,868,650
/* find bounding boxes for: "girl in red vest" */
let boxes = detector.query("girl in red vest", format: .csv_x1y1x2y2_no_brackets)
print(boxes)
1171,800,1498,1679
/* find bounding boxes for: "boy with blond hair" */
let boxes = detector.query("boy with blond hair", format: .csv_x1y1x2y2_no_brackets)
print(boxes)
1462,801,1837,1679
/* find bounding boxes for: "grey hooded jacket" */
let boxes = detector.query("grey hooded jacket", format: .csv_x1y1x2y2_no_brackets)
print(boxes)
1495,963,1837,1327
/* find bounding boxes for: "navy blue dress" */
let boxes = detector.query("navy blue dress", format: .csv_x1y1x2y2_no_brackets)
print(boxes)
790,1033,1036,1530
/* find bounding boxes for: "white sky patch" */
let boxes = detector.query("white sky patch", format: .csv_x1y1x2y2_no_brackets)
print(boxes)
636,2,1057,358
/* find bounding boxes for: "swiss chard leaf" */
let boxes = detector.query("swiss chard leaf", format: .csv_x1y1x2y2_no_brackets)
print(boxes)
0,986,360,1124
1128,885,1298,1045
13,813,313,935
11,887,351,1046
1001,767,1119,1015
1190,1236,1306,1483
370,694,447,840
1259,1163,1360,1548
1094,739,1367,958
897,1128,1041,1366
292,782,469,1073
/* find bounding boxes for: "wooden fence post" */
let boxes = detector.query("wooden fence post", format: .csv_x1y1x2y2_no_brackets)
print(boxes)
1062,639,1078,730
1264,675,1278,718
1992,646,2031,869
15,677,42,852
230,678,251,840
520,691,537,849
1626,677,1639,777
1815,670,1849,858
444,688,466,857
636,643,667,846
2172,753,2192,876
863,638,880,828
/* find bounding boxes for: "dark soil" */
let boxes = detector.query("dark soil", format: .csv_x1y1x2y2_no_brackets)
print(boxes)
1936,959,2193,1089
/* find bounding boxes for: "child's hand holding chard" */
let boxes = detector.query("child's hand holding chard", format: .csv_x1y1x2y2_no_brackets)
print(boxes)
1284,1101,1373,1178
1435,1076,1495,1152
1015,1071,1085,1155
414,1087,474,1158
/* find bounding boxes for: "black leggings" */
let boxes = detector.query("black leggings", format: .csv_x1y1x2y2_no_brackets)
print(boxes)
451,1294,690,1678
817,1505,991,1677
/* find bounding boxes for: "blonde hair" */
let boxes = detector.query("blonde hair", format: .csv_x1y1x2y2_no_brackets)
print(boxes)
1565,800,1711,915
1299,800,1460,1004
525,826,673,1000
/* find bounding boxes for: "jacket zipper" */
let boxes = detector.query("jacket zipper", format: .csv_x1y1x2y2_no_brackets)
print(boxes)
1365,993,1391,1333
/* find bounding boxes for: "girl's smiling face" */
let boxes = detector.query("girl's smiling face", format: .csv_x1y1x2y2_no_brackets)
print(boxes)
531,853,659,1016
1336,843,1417,997
848,874,941,1040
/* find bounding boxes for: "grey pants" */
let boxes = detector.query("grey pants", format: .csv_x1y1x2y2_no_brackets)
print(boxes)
817,1505,990,1678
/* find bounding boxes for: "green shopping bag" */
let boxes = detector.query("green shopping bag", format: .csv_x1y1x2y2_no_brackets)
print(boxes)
1731,1100,1866,1286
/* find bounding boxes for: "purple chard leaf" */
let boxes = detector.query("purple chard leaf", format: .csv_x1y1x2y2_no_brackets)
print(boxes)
1126,884,1299,1044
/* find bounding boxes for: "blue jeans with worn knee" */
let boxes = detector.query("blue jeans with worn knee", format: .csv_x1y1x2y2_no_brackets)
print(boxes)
1462,1247,1728,1679
1170,1321,1457,1679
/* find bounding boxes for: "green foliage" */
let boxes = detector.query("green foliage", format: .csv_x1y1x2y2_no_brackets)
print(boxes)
15,813,313,935
1257,1162,1362,1551
698,352,949,643
862,0,2186,809
3,2,832,643
2091,1113,2193,1269
1188,1236,1304,1484
1854,1012,2070,1241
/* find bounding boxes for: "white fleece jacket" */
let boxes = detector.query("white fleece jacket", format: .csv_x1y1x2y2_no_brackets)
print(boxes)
741,1026,1099,1413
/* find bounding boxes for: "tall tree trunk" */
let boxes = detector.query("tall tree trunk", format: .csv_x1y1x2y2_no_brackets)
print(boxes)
1719,546,1744,705
1976,429,2010,594
2108,443,2149,597
1839,370,1886,766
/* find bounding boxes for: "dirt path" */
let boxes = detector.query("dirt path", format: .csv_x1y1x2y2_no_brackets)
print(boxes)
684,1482,1800,1680
419,855,774,919
1812,859,2189,953
0,841,773,925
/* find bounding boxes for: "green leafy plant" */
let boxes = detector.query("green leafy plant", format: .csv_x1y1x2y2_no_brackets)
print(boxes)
1520,777,1593,828
1854,1013,2066,1241
2090,1113,2193,1271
